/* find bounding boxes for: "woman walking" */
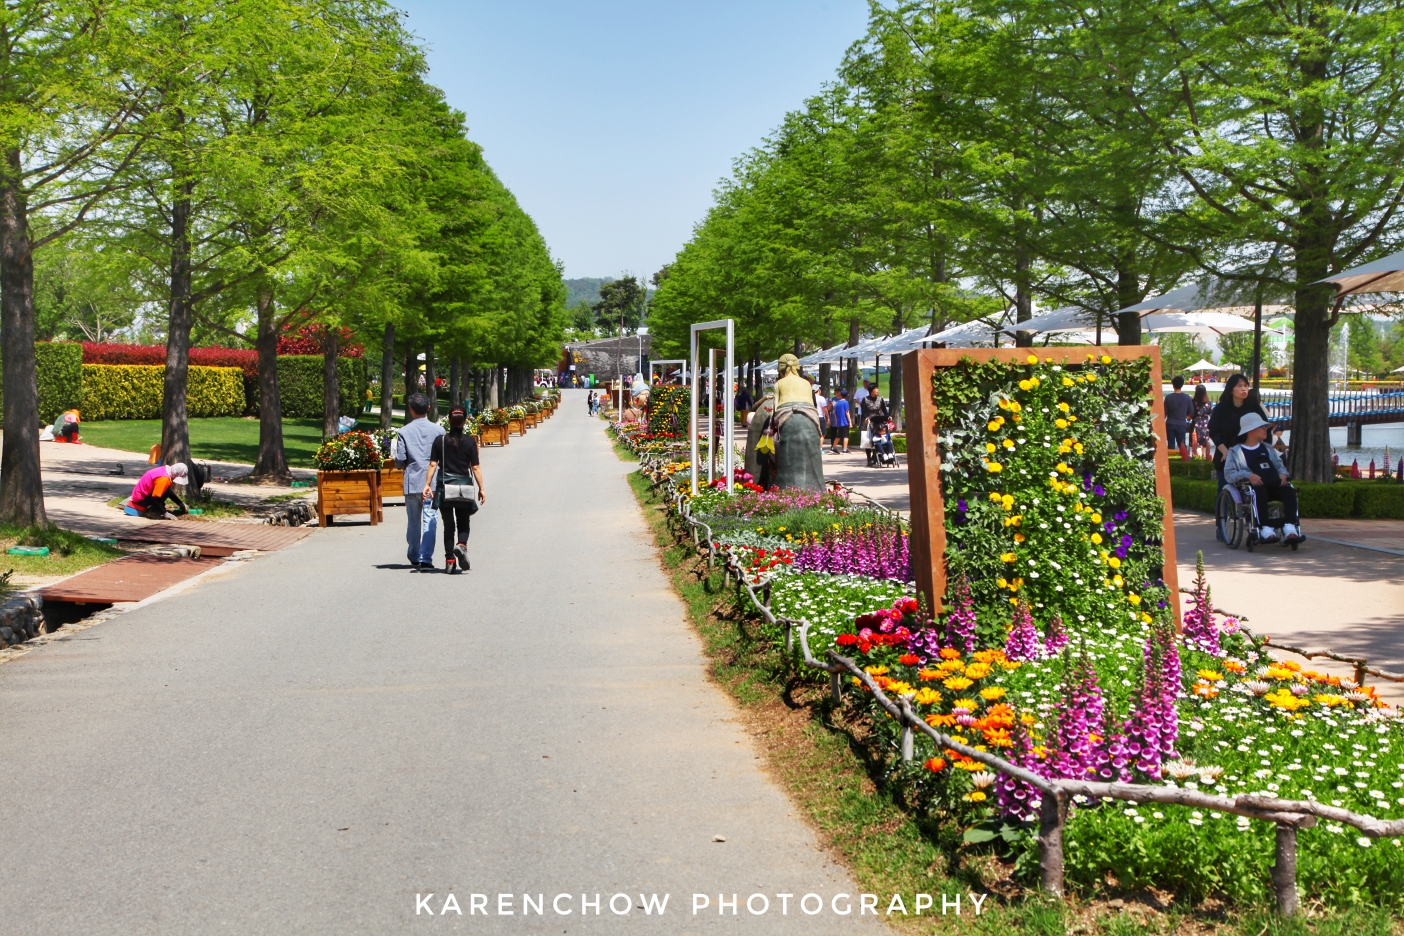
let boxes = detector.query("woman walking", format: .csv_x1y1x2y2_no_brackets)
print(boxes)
425,406,486,574
1191,384,1214,459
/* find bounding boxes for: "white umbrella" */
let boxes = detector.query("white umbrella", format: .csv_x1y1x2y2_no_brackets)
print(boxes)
1186,358,1221,372
797,343,848,366
1392,364,1404,374
1118,280,1289,316
928,317,1009,346
1008,306,1098,334
1142,311,1258,336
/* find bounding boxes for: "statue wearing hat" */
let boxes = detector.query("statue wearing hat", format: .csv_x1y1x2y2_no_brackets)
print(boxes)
762,353,824,491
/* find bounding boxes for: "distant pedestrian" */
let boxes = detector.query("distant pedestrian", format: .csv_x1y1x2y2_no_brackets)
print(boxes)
1163,375,1193,459
1191,384,1213,459
394,392,445,570
829,389,851,454
426,405,485,574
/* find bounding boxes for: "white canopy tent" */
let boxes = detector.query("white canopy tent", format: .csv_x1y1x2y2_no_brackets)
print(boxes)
1186,358,1222,372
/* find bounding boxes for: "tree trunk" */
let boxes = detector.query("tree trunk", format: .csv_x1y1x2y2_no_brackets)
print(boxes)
0,151,47,526
379,322,394,430
403,347,415,408
1015,246,1034,348
1289,271,1336,483
487,366,499,409
251,279,289,481
818,362,831,397
425,343,437,421
321,325,339,439
845,320,860,395
160,181,193,466
449,357,460,408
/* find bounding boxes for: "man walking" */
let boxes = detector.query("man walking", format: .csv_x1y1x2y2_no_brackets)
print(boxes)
394,393,445,570
1163,375,1193,461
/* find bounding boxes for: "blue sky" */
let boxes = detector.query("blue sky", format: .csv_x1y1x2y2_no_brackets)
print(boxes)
392,1,871,282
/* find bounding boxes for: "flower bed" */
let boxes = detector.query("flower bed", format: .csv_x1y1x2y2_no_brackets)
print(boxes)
628,354,1404,910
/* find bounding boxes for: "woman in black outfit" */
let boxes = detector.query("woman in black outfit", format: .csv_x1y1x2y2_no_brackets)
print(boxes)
425,406,486,574
1205,373,1270,538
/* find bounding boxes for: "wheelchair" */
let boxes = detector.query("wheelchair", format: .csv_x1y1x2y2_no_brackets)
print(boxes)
1216,480,1304,552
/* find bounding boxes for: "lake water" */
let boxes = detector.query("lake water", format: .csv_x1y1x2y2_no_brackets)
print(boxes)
1283,422,1404,474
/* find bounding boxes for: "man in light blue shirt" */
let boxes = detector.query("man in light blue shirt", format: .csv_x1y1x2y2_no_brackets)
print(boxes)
394,393,445,569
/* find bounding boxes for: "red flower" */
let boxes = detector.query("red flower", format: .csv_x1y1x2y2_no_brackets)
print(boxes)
898,654,919,666
836,634,860,646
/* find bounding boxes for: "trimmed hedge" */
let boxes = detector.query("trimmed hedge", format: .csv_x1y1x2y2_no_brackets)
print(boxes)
273,355,366,419
0,342,84,424
1170,475,1404,519
82,342,259,377
80,364,246,420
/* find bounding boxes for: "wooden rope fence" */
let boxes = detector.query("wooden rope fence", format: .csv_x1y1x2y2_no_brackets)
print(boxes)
636,451,1404,915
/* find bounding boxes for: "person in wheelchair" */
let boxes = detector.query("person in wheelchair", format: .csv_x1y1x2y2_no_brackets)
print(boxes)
1223,412,1301,544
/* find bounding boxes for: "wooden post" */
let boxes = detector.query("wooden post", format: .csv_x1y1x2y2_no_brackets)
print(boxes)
901,725,914,762
830,670,842,704
1271,823,1300,916
1037,788,1068,897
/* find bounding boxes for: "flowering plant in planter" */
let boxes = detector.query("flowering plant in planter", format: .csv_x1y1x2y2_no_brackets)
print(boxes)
313,430,382,471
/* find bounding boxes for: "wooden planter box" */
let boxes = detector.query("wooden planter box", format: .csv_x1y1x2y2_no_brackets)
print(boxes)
380,460,405,504
316,469,382,526
479,423,510,446
508,417,526,436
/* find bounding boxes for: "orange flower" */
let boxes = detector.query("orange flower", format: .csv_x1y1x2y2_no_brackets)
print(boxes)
1192,683,1219,699
1222,660,1246,674
924,757,947,773
917,669,942,681
939,648,962,660
898,653,920,666
982,728,1013,748
926,713,958,727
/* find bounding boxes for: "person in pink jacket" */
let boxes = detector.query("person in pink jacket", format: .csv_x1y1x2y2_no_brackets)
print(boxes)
123,463,189,519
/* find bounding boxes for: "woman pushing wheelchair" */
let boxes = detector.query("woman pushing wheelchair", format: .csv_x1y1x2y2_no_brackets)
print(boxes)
1221,412,1302,547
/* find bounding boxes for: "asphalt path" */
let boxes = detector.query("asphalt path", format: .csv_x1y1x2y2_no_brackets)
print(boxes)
0,392,885,935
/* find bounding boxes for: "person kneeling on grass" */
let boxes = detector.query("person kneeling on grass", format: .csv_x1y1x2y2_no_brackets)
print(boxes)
123,462,189,519
1224,412,1301,544
424,405,485,574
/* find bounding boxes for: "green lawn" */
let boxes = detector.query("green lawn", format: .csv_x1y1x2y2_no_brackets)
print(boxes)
80,417,330,468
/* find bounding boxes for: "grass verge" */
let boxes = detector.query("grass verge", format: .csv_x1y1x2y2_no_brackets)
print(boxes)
622,463,1403,936
0,524,124,579
79,417,328,467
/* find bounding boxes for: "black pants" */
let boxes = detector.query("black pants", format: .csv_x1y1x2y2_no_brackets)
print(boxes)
441,503,473,555
1258,482,1299,526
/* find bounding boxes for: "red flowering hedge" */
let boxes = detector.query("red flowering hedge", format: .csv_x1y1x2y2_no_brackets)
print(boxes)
275,325,364,358
82,343,259,377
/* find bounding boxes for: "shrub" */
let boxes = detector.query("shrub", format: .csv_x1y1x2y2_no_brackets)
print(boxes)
0,342,84,424
1353,480,1404,519
273,355,366,419
1293,481,1357,518
81,365,245,420
35,342,83,423
82,342,259,377
276,324,364,357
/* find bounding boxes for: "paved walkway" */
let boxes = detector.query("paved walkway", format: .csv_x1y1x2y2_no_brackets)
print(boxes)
0,391,874,934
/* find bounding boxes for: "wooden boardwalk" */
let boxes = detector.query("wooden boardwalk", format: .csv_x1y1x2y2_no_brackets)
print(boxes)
39,555,224,605
112,522,312,557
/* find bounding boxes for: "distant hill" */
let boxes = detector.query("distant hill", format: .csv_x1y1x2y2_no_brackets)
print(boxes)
565,277,612,308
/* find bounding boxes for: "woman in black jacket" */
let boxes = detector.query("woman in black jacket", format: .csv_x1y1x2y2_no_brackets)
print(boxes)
1206,373,1269,538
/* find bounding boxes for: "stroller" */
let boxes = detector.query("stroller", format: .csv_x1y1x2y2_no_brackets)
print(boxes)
868,421,897,468
1216,479,1305,552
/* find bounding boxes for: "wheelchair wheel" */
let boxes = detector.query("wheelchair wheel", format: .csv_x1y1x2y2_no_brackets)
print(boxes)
1246,530,1255,552
1216,486,1245,549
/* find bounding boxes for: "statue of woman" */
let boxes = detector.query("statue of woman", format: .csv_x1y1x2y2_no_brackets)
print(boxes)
769,353,825,491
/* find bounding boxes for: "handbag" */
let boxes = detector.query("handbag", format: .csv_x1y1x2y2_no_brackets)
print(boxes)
442,472,477,504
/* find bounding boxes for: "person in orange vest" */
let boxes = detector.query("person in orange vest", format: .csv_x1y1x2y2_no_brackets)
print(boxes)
54,409,81,443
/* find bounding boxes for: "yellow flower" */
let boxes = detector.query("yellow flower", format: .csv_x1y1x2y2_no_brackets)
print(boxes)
1008,401,1022,413
1074,442,1084,454
986,442,997,453
1061,377,1074,387
1090,533,1103,545
999,660,1022,671
989,492,1003,502
1055,418,1069,429
1002,438,1015,449
1026,354,1038,364
937,659,966,673
1017,379,1033,392
954,759,988,772
1113,575,1124,587
1057,401,1071,412
1090,512,1102,524
995,577,1008,589
987,419,1003,432
1140,612,1153,624
1028,376,1041,387
1314,693,1353,708
964,662,992,679
865,666,890,676
944,676,975,691
1107,556,1121,569
1264,665,1296,681
964,791,988,802
1001,494,1015,509
979,686,1006,701
1000,552,1017,563
1197,669,1224,682
1013,532,1025,543
1127,594,1141,606
1086,373,1098,383
1264,689,1310,711
986,462,1003,473
1100,355,1112,364
912,688,943,707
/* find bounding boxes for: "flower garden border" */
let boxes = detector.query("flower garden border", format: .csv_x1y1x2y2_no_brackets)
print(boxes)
900,346,1182,622
633,448,1403,916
